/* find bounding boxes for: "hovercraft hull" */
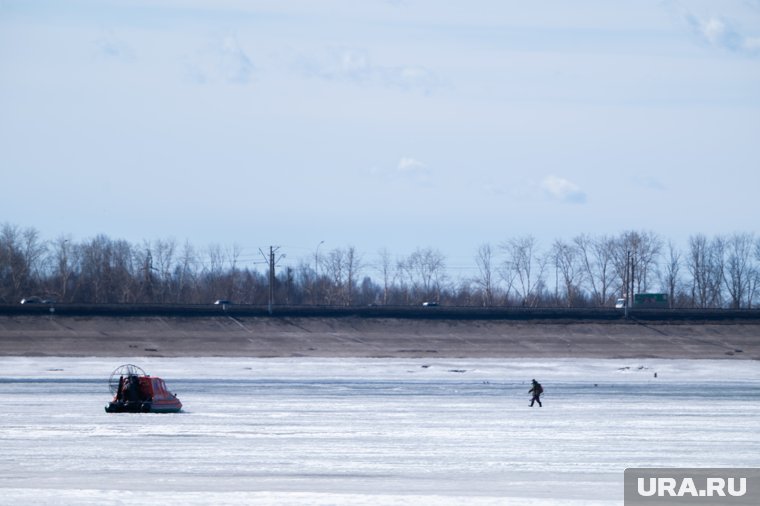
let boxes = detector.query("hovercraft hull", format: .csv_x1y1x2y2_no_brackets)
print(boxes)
105,399,182,413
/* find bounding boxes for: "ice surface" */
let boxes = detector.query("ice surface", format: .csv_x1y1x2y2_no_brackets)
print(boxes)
1,357,759,505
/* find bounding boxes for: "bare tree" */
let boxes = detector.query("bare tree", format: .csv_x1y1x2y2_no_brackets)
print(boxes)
345,246,362,306
551,239,584,307
613,231,663,300
226,243,243,302
496,261,517,305
203,244,241,301
661,240,682,308
152,238,176,303
176,240,198,303
203,244,227,301
135,245,157,302
574,234,616,306
21,227,47,295
0,224,24,302
320,246,361,305
0,224,48,302
114,239,137,302
473,243,496,306
322,248,345,305
501,235,546,307
687,234,724,308
722,232,756,309
401,247,447,302
393,258,413,305
50,235,75,302
375,248,396,305
358,275,380,305
751,237,760,308
79,235,137,303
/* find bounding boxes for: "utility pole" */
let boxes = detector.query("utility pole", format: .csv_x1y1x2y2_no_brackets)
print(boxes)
314,240,324,305
625,250,630,319
259,246,284,315
630,251,635,314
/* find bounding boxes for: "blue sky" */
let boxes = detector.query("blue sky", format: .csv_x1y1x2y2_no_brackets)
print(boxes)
1,0,759,273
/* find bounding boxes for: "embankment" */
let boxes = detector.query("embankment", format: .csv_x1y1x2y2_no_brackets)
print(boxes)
1,309,758,359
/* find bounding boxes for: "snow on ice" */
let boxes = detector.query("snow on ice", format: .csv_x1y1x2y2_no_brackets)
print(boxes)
1,357,759,505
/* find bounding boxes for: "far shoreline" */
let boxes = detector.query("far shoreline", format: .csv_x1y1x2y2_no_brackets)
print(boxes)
1,314,758,360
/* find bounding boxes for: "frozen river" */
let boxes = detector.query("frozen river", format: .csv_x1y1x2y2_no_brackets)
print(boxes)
1,357,759,505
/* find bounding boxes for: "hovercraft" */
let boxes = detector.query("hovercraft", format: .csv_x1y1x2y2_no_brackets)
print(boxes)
105,364,182,413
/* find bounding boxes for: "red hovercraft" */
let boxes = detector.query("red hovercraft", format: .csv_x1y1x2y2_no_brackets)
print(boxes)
105,364,182,413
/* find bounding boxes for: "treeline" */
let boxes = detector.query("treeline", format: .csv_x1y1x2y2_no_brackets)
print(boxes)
1,223,759,308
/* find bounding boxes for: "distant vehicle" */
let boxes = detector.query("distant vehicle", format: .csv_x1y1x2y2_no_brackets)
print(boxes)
20,296,56,304
422,301,439,307
615,298,626,309
214,299,233,305
634,293,669,308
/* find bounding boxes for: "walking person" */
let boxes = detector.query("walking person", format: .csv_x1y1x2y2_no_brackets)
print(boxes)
529,379,543,407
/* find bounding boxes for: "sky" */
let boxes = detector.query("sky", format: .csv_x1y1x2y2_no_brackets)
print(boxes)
1,0,759,274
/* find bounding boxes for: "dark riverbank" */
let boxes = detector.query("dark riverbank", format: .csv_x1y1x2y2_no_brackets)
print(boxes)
1,307,758,359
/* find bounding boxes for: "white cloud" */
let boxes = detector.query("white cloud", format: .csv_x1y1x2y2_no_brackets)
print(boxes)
184,34,254,85
686,14,758,56
368,157,432,189
339,49,371,78
93,32,135,62
702,17,729,46
295,47,369,84
220,35,254,83
743,37,760,52
632,175,666,191
375,64,438,94
482,181,505,196
540,175,587,204
296,47,438,93
397,157,426,172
